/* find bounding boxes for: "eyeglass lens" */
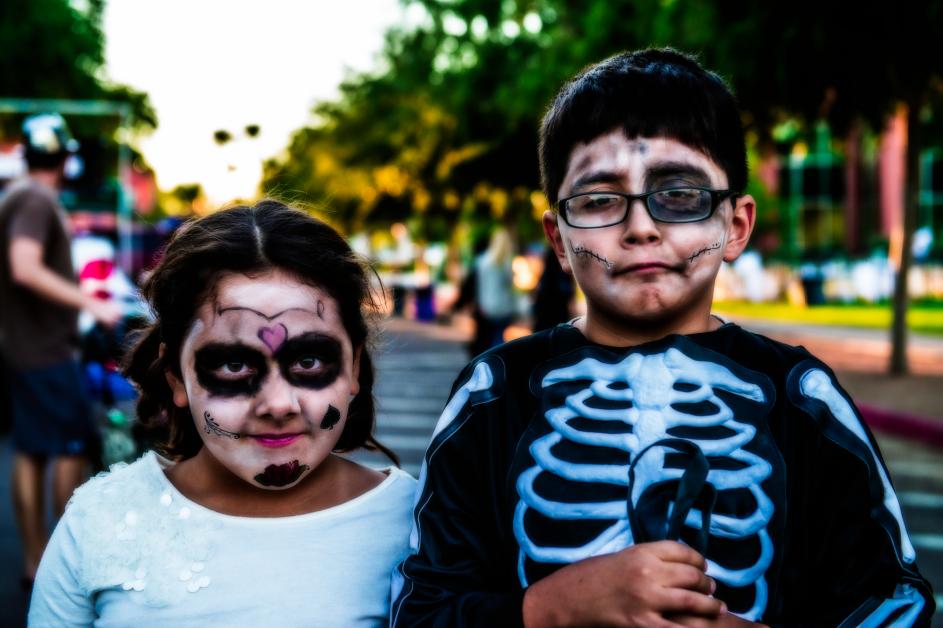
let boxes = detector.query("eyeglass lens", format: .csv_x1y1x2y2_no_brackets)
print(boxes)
564,189,714,227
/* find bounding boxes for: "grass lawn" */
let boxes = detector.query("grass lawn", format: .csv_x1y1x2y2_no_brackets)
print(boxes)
712,301,943,336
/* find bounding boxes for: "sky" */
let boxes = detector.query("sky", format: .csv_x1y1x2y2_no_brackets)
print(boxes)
103,0,406,204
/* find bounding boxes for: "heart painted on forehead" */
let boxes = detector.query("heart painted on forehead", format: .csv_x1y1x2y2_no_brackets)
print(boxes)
257,323,288,353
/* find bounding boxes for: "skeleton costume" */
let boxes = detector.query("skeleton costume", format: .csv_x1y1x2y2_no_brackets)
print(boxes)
391,323,934,627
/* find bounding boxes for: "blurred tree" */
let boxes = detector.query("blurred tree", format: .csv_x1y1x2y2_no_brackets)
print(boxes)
0,0,157,135
213,129,233,146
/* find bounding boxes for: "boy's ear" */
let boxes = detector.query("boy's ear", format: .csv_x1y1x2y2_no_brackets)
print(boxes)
723,194,756,263
161,342,189,409
542,211,572,274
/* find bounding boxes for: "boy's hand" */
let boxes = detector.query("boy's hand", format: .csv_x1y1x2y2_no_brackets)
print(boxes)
521,540,725,627
671,614,768,627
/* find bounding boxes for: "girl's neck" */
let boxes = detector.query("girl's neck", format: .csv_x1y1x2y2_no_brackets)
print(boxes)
164,450,386,518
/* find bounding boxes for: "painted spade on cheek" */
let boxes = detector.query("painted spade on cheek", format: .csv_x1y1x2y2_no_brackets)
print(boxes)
320,404,341,430
254,460,310,487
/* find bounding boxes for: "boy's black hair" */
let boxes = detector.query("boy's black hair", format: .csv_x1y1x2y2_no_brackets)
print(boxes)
539,48,747,205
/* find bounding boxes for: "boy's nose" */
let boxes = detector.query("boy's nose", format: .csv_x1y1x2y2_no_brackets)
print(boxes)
621,198,662,245
254,373,301,420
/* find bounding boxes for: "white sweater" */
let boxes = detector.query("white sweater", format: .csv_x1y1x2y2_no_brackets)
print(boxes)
29,451,416,627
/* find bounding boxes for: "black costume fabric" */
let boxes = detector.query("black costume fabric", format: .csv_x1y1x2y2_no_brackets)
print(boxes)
391,323,934,627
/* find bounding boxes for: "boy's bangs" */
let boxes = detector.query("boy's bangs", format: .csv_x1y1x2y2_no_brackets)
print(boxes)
567,72,733,182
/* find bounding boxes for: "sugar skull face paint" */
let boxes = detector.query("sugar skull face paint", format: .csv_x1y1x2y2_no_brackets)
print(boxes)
168,269,361,490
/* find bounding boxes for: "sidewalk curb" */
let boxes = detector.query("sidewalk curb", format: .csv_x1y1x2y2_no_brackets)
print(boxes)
860,403,943,448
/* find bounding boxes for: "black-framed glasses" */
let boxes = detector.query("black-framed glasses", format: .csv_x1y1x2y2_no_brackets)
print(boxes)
557,187,738,228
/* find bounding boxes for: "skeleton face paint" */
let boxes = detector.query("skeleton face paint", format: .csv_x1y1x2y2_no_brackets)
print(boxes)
170,269,361,490
552,132,737,337
686,241,722,264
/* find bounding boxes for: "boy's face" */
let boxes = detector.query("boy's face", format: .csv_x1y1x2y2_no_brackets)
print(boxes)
543,130,755,341
167,269,361,490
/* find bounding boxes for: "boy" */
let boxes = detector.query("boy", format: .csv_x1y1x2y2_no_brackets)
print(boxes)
391,49,934,626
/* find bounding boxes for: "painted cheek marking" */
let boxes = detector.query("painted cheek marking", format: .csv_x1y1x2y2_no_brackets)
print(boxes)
204,411,241,439
254,460,309,487
258,323,288,353
320,405,341,430
572,245,614,271
686,241,722,263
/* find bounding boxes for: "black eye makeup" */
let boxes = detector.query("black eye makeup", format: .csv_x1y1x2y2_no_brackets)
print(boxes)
194,344,269,397
274,332,343,390
643,163,712,190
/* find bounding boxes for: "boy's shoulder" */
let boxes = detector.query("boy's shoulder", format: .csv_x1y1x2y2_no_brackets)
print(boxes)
689,323,826,377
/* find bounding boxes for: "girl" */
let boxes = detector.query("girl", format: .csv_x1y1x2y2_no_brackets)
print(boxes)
29,200,415,626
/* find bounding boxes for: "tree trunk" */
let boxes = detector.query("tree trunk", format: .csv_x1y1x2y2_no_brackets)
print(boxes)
888,102,921,375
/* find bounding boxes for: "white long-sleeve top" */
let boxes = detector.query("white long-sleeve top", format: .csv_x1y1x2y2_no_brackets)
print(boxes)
29,451,416,627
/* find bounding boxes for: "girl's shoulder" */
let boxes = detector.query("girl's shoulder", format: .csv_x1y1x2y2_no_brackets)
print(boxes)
64,451,220,605
68,451,166,515
323,463,417,519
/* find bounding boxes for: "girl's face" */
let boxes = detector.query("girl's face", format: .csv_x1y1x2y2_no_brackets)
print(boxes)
167,268,361,490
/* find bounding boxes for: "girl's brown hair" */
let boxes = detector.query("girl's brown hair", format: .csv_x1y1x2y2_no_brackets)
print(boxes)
124,199,397,464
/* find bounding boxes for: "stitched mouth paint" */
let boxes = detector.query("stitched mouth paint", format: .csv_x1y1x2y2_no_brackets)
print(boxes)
254,460,309,487
572,245,614,270
687,242,721,263
320,404,341,430
203,411,241,439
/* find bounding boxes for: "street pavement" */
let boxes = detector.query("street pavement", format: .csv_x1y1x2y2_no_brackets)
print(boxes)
1,316,941,625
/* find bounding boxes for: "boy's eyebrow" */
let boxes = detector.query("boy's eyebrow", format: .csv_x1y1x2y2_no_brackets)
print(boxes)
643,161,713,188
568,170,625,193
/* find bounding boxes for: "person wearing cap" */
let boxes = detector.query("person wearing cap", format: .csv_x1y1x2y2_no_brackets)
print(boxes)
0,113,122,588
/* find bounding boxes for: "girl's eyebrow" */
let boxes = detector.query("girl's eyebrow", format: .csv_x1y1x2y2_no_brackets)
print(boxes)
194,342,267,360
643,161,712,187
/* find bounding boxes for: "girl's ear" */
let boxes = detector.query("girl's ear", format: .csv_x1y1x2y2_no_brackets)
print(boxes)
160,342,189,408
723,194,756,262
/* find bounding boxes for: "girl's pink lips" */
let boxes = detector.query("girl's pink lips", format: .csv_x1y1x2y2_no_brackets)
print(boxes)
250,433,303,448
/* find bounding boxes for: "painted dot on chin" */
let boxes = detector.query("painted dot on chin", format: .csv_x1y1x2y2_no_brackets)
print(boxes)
254,460,310,487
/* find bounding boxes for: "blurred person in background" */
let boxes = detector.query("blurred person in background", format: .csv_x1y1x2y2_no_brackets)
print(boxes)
0,113,121,588
470,227,517,355
531,246,575,332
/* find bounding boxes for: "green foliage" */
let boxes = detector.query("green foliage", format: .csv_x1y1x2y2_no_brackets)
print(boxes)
262,0,943,244
0,0,157,136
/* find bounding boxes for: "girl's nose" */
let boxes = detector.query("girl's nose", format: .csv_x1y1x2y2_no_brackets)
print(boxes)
621,198,662,245
253,373,301,420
